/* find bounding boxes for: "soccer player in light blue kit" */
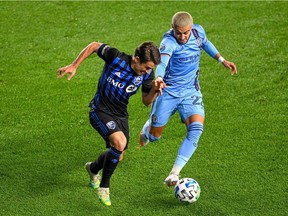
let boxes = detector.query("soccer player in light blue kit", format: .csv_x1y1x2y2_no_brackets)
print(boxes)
139,11,237,186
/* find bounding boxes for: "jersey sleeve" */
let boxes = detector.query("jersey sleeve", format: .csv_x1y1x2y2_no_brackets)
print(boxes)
97,44,120,64
159,36,177,56
141,69,155,93
195,24,219,58
194,24,208,46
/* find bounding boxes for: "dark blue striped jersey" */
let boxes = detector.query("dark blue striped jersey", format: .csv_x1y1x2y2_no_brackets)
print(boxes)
90,44,154,117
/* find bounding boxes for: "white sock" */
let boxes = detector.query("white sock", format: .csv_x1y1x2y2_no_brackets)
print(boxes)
170,164,182,176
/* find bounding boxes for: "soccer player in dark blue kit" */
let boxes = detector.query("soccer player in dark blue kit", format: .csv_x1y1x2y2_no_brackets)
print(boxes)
57,41,165,206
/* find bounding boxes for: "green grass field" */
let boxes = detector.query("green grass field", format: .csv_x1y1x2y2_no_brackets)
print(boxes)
1,1,287,215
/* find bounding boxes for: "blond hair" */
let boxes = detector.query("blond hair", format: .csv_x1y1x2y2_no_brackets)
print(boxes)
172,11,193,28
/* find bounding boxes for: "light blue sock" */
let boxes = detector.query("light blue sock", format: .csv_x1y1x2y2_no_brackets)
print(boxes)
173,122,204,174
142,119,161,142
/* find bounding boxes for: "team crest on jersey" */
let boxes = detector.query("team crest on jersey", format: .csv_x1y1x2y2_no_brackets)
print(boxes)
106,121,116,130
134,76,142,85
196,37,202,47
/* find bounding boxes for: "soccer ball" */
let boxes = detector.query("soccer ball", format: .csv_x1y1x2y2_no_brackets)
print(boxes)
174,178,201,203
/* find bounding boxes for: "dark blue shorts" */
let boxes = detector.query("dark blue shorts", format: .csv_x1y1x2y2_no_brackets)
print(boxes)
89,109,129,150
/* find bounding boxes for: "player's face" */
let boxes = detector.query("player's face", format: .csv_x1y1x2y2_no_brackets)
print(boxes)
173,25,192,44
133,57,155,76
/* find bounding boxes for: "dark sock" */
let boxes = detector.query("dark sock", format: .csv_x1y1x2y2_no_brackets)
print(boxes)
100,147,122,188
90,151,108,174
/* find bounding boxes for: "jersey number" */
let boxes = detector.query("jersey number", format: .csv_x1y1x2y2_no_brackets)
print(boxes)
192,95,203,107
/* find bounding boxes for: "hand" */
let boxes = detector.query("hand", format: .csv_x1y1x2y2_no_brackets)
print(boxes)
223,60,237,75
57,64,77,80
152,77,166,95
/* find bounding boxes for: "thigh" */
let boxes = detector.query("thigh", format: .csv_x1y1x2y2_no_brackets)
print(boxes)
150,91,179,127
89,109,129,150
117,117,129,150
178,91,205,122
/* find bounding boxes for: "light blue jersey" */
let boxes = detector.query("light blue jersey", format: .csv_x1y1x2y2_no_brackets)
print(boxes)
147,24,220,126
159,24,208,98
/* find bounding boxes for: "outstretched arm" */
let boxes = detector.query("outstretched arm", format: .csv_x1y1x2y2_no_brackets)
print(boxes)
57,42,102,80
203,39,237,75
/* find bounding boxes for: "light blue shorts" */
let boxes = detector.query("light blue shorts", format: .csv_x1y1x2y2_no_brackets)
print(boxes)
150,90,205,127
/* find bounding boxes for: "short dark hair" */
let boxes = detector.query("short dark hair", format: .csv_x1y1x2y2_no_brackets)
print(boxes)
134,41,161,65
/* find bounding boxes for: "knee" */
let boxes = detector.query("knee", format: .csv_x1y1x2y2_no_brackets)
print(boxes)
113,143,126,152
109,132,127,151
187,122,204,141
110,139,126,152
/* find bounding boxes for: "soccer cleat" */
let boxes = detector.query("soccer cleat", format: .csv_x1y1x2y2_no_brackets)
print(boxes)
164,173,179,187
85,162,101,189
139,132,149,146
98,187,111,206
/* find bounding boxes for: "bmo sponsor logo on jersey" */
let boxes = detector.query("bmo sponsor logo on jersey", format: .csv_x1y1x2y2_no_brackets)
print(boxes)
126,85,137,93
107,76,138,93
107,77,125,88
